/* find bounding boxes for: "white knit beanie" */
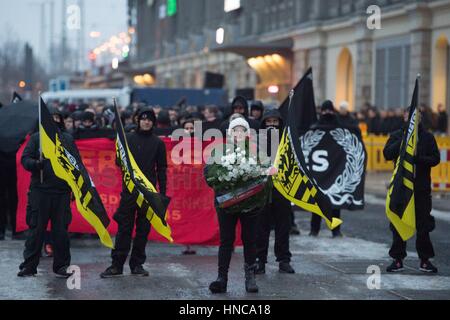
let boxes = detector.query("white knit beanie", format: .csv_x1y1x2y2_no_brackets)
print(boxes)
228,117,250,135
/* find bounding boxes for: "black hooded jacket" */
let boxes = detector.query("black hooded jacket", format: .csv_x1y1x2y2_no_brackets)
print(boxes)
260,109,284,130
220,96,260,133
259,109,284,160
383,125,440,192
121,110,167,195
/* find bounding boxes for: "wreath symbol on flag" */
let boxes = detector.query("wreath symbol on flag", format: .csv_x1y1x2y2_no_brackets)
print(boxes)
301,128,365,206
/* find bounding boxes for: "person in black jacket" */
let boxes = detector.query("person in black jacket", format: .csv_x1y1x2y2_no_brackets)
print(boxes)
18,109,74,278
309,101,344,238
250,101,264,122
72,111,115,140
255,109,295,275
436,104,448,134
383,109,440,273
220,96,260,134
101,108,167,278
0,150,18,240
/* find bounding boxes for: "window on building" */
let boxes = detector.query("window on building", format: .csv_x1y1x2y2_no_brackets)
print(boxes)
375,37,410,109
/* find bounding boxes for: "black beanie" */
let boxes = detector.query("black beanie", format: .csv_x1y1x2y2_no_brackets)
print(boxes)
81,111,95,122
321,100,335,112
138,108,157,123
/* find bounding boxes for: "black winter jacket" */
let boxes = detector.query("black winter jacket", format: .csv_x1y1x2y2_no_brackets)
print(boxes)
122,130,167,195
383,126,440,192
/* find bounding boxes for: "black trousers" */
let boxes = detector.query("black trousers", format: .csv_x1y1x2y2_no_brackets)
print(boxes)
20,189,71,273
310,209,341,234
389,193,435,261
256,191,292,263
0,163,18,234
217,208,258,277
111,192,151,270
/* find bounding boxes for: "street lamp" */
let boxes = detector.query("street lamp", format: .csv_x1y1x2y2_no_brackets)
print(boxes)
268,85,279,94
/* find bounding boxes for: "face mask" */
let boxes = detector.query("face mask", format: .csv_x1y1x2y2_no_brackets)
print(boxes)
54,120,65,131
322,113,336,121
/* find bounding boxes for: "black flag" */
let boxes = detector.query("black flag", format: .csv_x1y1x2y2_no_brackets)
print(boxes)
273,68,342,230
279,68,318,135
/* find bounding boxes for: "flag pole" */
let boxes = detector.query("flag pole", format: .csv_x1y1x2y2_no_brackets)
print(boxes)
414,73,421,180
38,92,43,184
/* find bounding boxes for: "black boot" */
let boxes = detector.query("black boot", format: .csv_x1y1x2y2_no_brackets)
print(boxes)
279,261,295,274
244,264,259,293
255,261,266,275
209,273,228,294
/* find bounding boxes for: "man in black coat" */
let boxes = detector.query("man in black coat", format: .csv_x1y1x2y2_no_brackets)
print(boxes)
220,96,260,134
0,150,18,240
101,108,167,278
309,101,345,238
18,109,73,278
383,109,440,273
255,109,295,275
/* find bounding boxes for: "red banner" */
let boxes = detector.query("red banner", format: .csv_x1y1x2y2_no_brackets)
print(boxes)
16,137,242,246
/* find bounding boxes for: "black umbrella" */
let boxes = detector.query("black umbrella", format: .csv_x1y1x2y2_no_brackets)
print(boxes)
0,100,38,153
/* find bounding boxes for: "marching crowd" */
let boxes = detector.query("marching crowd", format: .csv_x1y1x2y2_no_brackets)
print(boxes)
39,98,449,141
0,94,443,293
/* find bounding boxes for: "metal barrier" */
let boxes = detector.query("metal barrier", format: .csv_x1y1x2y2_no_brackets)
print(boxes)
363,135,394,172
364,135,450,192
431,149,450,191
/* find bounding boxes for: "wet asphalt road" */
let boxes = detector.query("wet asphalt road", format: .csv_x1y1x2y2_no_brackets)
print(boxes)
0,194,449,300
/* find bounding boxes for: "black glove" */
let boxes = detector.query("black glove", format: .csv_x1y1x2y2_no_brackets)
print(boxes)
35,159,44,170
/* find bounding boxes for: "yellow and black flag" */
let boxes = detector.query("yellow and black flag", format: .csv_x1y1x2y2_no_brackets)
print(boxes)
272,68,342,230
386,78,420,241
39,98,113,248
113,102,173,242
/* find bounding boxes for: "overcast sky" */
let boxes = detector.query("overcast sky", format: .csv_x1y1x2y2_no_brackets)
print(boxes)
0,0,127,66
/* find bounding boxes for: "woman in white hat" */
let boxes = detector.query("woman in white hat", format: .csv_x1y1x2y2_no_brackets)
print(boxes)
206,117,260,294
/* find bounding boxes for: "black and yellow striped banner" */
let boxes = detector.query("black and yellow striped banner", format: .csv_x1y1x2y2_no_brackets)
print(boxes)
385,79,419,241
272,69,342,230
39,98,113,248
113,103,173,242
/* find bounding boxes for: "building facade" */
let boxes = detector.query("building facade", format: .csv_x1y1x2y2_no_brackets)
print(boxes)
127,0,450,113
